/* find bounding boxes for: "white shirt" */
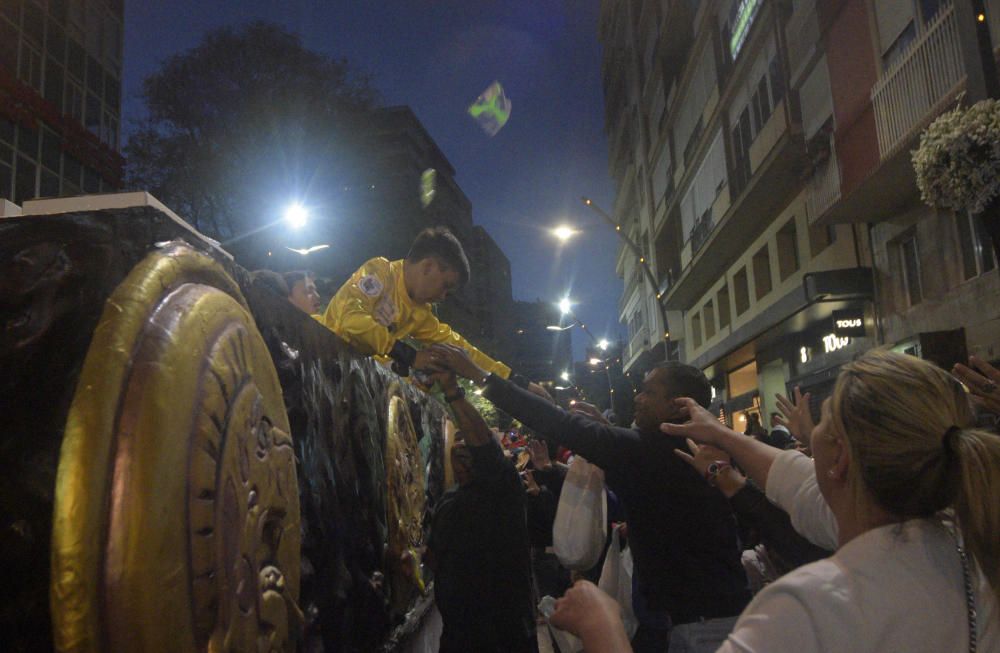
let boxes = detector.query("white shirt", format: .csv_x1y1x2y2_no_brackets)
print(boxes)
717,450,999,653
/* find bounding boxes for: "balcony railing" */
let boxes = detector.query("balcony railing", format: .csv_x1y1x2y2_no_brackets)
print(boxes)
689,207,714,254
871,3,965,160
627,325,649,365
806,138,841,222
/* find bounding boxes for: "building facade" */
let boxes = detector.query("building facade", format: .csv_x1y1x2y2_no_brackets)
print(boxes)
0,0,124,205
598,0,1000,427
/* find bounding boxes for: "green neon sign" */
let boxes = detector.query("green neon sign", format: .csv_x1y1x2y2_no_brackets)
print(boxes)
729,0,761,59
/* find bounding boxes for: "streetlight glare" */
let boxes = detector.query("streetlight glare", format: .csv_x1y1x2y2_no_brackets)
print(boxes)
558,297,573,315
551,225,577,242
588,357,602,365
598,339,610,350
560,370,570,381
284,202,309,229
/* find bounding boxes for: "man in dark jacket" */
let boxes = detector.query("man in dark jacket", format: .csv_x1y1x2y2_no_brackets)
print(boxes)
425,368,536,653
428,345,750,653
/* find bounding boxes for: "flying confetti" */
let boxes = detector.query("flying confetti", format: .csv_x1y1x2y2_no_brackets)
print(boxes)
468,81,511,136
420,168,436,208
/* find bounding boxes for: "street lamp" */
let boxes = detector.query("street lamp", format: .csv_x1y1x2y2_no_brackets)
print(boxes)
560,370,570,382
581,196,672,354
551,224,578,243
284,202,309,229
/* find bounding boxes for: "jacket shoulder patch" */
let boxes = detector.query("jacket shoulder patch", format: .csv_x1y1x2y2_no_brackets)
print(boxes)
358,275,384,297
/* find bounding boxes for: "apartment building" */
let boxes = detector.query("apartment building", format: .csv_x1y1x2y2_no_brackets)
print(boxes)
601,0,1000,426
0,0,124,204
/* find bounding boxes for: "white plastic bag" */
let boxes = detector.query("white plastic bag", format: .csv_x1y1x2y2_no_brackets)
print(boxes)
552,455,607,570
538,595,583,653
598,523,638,639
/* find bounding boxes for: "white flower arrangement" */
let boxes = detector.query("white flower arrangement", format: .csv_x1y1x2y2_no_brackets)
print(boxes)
912,98,1000,215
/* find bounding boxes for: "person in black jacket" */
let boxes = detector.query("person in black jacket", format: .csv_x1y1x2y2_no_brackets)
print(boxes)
425,367,537,653
427,345,750,653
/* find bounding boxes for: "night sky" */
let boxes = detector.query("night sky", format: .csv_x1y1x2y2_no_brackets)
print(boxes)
124,1,622,360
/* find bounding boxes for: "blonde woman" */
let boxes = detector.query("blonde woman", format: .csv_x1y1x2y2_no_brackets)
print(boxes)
550,351,999,652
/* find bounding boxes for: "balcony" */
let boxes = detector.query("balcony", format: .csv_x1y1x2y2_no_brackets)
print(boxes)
626,325,650,369
806,139,842,223
618,267,643,316
871,4,965,161
689,207,714,255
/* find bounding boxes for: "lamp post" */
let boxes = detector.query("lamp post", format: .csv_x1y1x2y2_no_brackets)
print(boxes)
581,196,673,359
547,298,615,410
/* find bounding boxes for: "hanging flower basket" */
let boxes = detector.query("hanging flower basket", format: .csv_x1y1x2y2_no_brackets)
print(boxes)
912,98,1000,215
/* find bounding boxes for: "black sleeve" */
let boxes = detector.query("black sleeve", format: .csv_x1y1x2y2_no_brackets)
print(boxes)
532,464,567,500
482,374,638,473
467,436,510,484
389,340,417,366
729,481,831,567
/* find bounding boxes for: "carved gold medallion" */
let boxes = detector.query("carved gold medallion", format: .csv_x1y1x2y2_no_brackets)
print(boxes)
52,242,301,652
384,383,426,614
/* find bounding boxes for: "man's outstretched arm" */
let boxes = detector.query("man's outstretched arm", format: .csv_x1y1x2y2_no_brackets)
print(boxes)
428,345,636,472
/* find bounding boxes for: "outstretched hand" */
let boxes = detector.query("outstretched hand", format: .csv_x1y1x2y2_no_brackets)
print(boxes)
775,387,814,445
953,355,1000,416
426,344,487,382
549,580,631,650
570,400,610,425
527,439,553,471
673,438,731,477
659,397,735,447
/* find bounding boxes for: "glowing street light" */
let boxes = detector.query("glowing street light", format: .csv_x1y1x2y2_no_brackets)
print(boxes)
597,338,609,350
558,297,573,315
284,203,309,229
560,370,570,382
551,224,578,243
588,357,603,365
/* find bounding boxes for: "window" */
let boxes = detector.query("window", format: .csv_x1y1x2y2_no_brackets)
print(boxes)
64,79,84,121
22,1,44,45
704,300,716,339
956,211,996,280
734,267,750,315
39,168,59,197
40,127,61,173
900,235,923,306
44,57,64,107
776,218,799,280
18,41,43,92
64,154,82,188
769,57,785,107
882,21,916,70
66,38,85,80
85,92,101,135
809,222,836,257
0,142,12,201
15,155,37,203
753,244,772,299
17,125,39,160
717,286,731,329
691,312,703,349
0,17,18,72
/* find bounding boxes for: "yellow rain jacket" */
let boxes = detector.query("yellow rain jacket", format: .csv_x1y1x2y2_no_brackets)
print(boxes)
322,257,511,378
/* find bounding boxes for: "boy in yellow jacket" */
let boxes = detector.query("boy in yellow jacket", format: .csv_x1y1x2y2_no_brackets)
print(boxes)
322,226,512,380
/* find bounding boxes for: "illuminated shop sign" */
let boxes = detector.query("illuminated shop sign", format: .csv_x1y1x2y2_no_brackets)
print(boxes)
729,0,762,59
822,334,850,354
832,309,867,338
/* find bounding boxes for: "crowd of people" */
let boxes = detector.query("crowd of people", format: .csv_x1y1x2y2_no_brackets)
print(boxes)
262,225,1000,652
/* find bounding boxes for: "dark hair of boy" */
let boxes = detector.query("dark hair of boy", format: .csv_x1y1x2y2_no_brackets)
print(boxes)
654,361,713,408
406,226,471,286
281,270,313,290
251,269,290,297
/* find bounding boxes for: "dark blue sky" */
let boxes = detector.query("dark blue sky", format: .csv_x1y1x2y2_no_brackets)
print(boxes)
124,0,622,359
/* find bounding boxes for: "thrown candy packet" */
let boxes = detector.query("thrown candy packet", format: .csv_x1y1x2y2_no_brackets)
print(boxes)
468,81,511,136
